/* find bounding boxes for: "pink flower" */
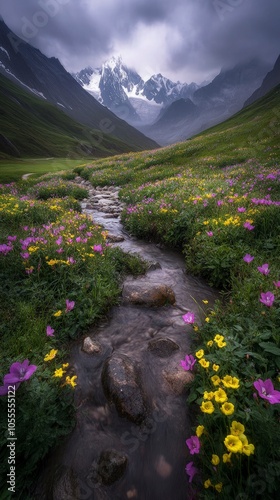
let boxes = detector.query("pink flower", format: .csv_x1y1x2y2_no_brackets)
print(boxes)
257,263,270,275
238,207,246,212
259,291,274,307
182,312,195,324
93,244,103,254
217,200,223,206
46,325,55,337
243,222,255,230
273,281,280,288
243,254,254,263
65,299,75,312
185,461,198,483
180,355,196,371
253,379,280,404
67,257,76,265
206,231,213,237
186,436,200,455
20,252,30,260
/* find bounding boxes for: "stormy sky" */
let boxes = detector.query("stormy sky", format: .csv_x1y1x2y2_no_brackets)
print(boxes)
0,0,279,83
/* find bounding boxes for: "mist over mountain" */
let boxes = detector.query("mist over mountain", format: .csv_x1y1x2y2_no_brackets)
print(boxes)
244,55,280,107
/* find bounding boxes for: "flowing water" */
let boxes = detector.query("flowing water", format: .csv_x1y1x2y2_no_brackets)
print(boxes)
36,192,219,500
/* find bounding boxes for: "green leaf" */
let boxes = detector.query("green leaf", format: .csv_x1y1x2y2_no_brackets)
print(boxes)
259,342,280,356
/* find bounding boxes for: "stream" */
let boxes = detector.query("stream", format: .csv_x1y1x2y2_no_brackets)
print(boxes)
35,184,219,500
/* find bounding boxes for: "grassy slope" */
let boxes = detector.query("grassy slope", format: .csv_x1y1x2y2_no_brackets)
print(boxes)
74,84,280,188
0,73,140,161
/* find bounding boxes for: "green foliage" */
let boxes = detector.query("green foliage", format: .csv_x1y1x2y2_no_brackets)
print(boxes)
0,181,146,497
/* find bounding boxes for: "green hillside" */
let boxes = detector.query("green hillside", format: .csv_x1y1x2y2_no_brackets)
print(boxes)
0,73,139,160
74,84,280,187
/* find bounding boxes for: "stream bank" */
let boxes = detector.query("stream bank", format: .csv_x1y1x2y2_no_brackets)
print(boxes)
35,180,219,500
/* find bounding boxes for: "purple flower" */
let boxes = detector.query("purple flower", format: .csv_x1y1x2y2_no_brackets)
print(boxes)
253,379,280,404
257,263,270,275
217,200,223,206
65,299,75,312
259,291,275,307
20,252,30,260
93,244,103,253
243,222,255,231
243,254,254,263
186,435,200,455
67,257,76,265
0,382,20,396
273,281,280,288
185,461,198,483
182,312,195,324
206,231,213,237
0,244,13,255
181,355,196,371
3,360,37,385
46,325,55,337
7,235,17,242
237,207,246,212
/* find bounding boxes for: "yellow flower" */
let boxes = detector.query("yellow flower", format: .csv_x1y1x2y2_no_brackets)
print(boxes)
199,358,210,368
196,425,204,437
207,340,213,347
203,391,215,400
62,363,69,368
220,402,235,415
53,368,65,378
239,434,248,446
231,377,240,389
202,299,208,304
224,435,243,453
211,454,220,466
211,375,221,386
204,479,212,489
230,421,245,436
195,349,204,359
193,325,199,332
222,375,240,389
215,483,223,493
53,310,62,317
217,339,227,348
222,453,232,463
205,317,210,323
28,246,39,253
200,401,215,414
44,349,58,362
213,364,220,372
214,388,228,403
214,334,224,343
242,443,255,456
65,375,77,388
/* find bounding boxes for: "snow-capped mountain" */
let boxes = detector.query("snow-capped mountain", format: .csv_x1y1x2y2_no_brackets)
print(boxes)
0,20,158,152
72,56,200,125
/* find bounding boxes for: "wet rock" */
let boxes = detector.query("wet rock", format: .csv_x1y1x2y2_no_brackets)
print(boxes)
102,354,148,423
154,455,172,478
106,233,125,242
82,337,102,354
162,366,194,395
123,283,175,307
53,466,79,500
147,261,162,271
148,338,180,358
95,449,128,485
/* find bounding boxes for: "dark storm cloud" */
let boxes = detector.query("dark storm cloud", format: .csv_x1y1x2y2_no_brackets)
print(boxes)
0,0,279,81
